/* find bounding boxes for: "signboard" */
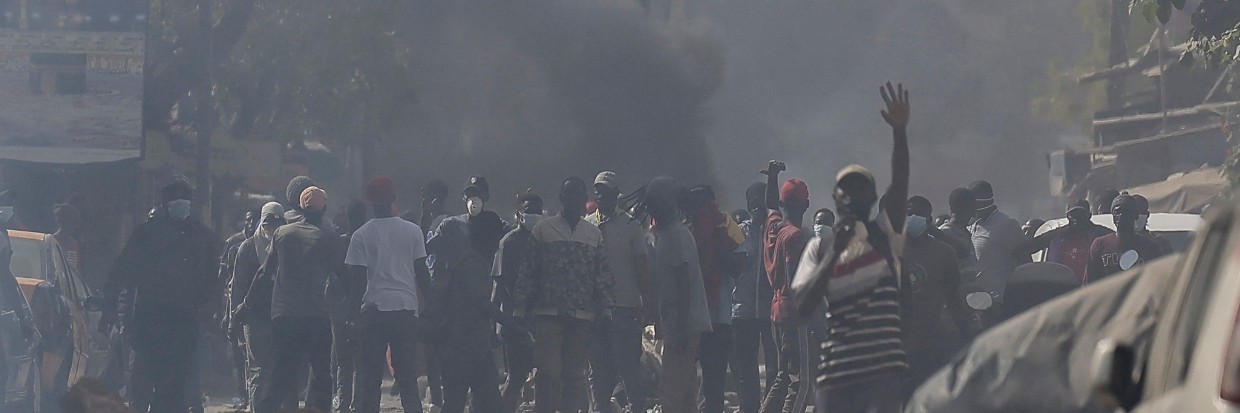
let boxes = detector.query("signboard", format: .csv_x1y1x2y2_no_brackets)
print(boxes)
0,2,146,164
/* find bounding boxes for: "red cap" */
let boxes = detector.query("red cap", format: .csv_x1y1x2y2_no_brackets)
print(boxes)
780,178,809,205
364,176,397,205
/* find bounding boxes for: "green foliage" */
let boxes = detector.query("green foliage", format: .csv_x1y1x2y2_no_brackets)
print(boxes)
147,0,415,146
217,0,415,144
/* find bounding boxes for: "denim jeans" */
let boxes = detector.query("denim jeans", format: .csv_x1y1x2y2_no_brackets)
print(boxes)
588,307,649,412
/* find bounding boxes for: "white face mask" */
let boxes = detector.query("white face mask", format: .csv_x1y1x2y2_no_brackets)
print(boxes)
813,224,830,239
1135,214,1150,232
466,196,485,217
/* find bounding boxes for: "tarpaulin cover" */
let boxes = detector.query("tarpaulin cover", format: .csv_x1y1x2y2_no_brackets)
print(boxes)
905,255,1181,413
1128,168,1226,214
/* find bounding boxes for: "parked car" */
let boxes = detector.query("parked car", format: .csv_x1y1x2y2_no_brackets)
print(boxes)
8,230,113,409
0,250,42,413
1092,204,1240,412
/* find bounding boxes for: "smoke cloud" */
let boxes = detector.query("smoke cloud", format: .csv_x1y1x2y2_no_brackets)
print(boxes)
383,0,1091,219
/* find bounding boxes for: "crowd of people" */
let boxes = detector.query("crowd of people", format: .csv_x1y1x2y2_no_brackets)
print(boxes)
87,83,1172,413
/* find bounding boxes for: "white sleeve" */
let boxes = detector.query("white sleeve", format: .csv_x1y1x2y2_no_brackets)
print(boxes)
791,235,829,294
344,227,368,266
411,226,428,260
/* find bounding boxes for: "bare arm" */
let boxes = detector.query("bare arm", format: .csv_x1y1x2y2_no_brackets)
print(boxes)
762,160,786,214
880,82,910,232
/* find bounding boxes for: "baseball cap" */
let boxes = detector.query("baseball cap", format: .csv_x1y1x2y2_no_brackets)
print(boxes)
300,186,327,212
465,176,490,201
779,179,809,205
594,171,619,191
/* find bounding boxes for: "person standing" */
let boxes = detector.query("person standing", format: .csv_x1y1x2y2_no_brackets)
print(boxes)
585,171,655,413
348,177,430,413
730,182,779,413
493,192,545,413
217,208,258,410
686,184,744,413
331,200,370,413
792,82,912,413
967,180,1028,299
99,179,220,413
231,202,287,413
643,176,713,413
1016,199,1112,282
901,196,971,398
425,178,507,413
512,177,614,413
757,161,811,413
1131,195,1173,255
240,187,342,413
1084,195,1168,283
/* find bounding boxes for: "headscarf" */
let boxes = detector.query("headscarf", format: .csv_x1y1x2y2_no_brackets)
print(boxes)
256,202,284,263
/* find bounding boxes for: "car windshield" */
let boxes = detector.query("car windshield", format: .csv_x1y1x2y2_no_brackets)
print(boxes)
9,238,44,280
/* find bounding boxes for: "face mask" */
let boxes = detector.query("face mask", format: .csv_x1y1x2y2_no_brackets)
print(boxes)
166,200,192,221
813,224,830,239
1135,214,1150,232
906,215,928,238
466,196,484,217
518,212,545,229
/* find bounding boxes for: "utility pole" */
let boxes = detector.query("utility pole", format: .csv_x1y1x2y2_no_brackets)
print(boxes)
1107,0,1129,109
195,0,214,227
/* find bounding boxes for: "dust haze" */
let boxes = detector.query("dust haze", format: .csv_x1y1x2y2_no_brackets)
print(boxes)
385,0,1091,219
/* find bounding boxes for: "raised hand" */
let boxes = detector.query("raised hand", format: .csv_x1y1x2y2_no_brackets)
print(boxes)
760,160,786,177
880,82,910,129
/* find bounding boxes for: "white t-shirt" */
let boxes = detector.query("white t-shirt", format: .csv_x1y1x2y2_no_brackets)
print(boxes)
345,217,428,312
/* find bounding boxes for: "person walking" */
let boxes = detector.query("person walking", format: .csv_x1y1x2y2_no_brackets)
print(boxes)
493,192,545,413
99,179,220,413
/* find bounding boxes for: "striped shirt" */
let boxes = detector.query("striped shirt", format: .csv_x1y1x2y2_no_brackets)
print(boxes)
816,211,908,388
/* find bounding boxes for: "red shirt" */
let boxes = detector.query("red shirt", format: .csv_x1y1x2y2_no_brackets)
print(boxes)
1084,233,1166,284
764,211,807,324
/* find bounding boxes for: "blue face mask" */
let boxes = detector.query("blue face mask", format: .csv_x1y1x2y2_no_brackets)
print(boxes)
906,215,928,238
166,200,192,221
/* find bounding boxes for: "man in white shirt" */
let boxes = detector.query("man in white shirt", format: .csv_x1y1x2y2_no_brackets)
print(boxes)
347,176,431,413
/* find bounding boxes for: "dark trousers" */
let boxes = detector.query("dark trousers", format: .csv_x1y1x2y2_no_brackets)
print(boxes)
244,317,291,413
331,313,360,412
355,309,423,413
588,307,648,413
760,322,807,413
230,334,249,405
500,325,534,413
256,316,333,413
129,305,199,413
438,328,502,413
731,318,777,413
816,375,902,413
699,324,734,413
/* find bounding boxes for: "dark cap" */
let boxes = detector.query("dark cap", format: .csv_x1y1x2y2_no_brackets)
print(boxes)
465,176,490,201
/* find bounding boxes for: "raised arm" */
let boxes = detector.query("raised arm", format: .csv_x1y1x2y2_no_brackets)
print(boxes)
761,160,786,214
880,82,910,232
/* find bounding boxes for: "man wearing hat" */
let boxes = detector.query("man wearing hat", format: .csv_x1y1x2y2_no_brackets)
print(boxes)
757,159,812,413
791,82,912,413
424,174,506,413
240,186,342,413
585,171,654,413
348,176,430,413
100,179,220,412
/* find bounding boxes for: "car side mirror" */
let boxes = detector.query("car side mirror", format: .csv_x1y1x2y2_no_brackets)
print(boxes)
83,296,104,312
1091,339,1141,410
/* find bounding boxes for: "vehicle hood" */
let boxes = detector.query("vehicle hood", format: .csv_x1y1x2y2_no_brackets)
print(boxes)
906,254,1180,413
